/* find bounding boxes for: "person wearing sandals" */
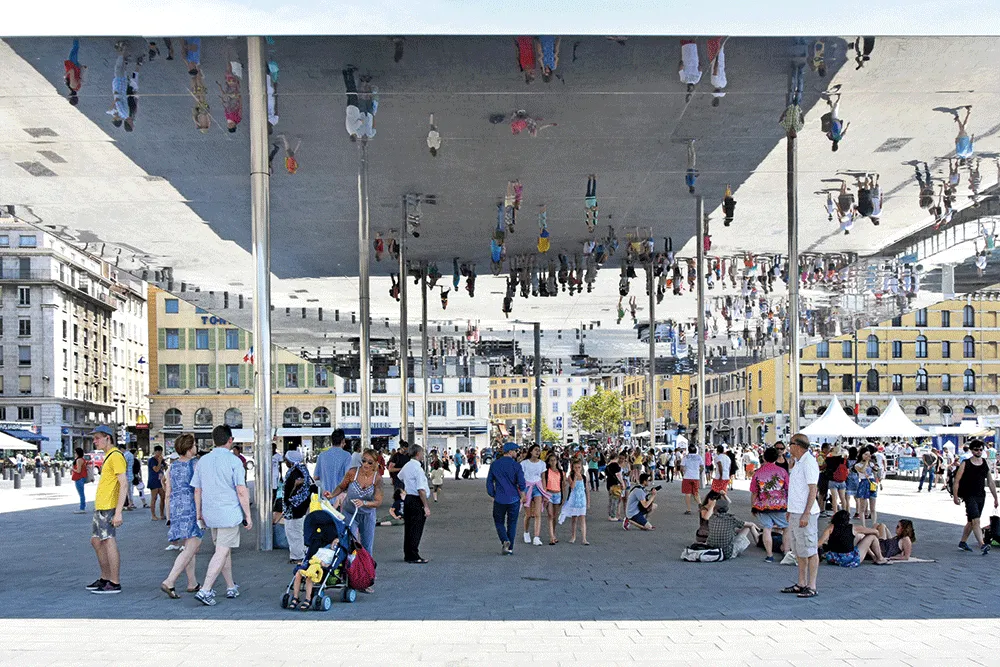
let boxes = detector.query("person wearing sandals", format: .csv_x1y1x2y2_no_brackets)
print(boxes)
819,510,890,567
558,460,590,544
160,434,203,599
329,449,383,561
543,454,565,545
782,434,820,598
854,447,880,528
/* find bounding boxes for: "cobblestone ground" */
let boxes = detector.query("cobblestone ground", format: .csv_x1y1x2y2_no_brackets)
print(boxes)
1,472,996,665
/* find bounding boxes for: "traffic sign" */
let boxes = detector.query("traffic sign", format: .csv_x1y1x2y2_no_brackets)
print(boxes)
623,420,632,438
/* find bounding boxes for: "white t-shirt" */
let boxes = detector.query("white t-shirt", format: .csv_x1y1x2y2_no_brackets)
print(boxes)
679,43,702,84
270,452,283,490
346,105,364,136
787,451,820,515
711,47,726,93
521,459,547,484
681,454,702,480
714,453,731,481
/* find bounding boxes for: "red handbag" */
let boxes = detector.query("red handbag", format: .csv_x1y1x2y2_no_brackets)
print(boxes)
347,546,376,591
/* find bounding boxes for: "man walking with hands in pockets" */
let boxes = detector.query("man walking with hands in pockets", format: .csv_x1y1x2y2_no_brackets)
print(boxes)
782,434,820,598
191,425,252,606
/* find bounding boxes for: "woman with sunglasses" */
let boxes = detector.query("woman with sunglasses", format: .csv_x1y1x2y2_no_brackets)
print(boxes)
330,448,384,564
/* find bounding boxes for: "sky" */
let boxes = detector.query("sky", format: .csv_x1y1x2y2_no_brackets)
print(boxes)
5,0,999,37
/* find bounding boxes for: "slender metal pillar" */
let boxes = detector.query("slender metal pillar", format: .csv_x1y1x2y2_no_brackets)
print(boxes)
647,259,656,443
358,141,372,448
787,131,800,434
399,202,409,441
534,323,542,446
695,196,707,452
247,36,273,550
421,263,429,451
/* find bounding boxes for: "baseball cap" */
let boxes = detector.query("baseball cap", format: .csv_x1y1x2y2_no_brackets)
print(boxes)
714,496,731,514
503,442,519,453
90,425,114,437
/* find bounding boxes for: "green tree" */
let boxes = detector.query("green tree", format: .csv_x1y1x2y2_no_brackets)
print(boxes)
571,387,623,435
527,419,561,444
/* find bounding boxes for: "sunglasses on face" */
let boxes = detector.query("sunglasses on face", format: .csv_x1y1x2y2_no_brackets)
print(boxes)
363,459,376,465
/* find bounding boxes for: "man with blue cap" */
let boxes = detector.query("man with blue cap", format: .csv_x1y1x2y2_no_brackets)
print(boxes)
486,442,526,555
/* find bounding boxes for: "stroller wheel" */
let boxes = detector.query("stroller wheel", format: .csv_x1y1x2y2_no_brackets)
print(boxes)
344,588,357,604
312,596,324,611
280,593,289,609
322,595,333,611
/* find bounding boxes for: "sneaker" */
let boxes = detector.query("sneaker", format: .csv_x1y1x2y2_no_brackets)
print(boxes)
501,540,511,555
523,532,531,544
85,578,107,591
226,585,240,599
959,542,973,552
72,509,87,514
165,544,181,551
764,556,775,563
532,536,543,546
623,518,630,531
983,544,991,556
195,589,217,606
90,581,121,595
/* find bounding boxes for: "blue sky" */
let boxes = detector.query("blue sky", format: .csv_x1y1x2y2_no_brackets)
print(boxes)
5,0,999,36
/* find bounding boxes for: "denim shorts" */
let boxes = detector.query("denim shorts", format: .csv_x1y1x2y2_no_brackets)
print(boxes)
828,480,847,491
548,492,562,505
757,510,788,530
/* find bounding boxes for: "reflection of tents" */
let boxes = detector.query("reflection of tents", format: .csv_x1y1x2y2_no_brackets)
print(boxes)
862,398,930,438
800,395,867,439
0,430,38,451
633,431,651,438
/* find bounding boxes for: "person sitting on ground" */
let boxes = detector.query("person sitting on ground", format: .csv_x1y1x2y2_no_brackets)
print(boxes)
623,473,658,531
696,490,724,543
819,509,890,567
705,496,760,560
873,519,916,561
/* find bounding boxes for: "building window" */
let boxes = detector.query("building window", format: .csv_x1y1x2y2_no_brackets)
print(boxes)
915,335,928,359
407,377,416,393
915,308,928,327
166,364,180,388
459,377,473,393
341,402,360,418
17,286,30,306
941,373,951,392
18,375,31,394
840,341,851,359
315,366,329,388
18,345,30,367
165,299,179,314
428,401,446,417
916,369,928,392
18,406,34,421
941,310,951,327
964,369,976,392
193,407,213,426
224,328,239,349
195,329,209,350
344,378,357,393
285,365,299,388
523,388,530,398
226,364,240,388
196,364,210,388
964,335,975,358
408,401,415,417
18,234,37,248
283,407,301,424
224,408,242,428
373,377,387,393
964,305,975,327
458,400,476,417
550,389,560,398
942,340,951,359
915,405,928,416
840,374,852,392
312,407,331,425
371,402,389,418
758,369,763,386
552,402,559,413
964,405,977,416
165,328,179,349
891,341,902,358
758,399,763,413
816,341,829,359
567,387,574,397
866,335,879,359
891,315,902,327
164,408,182,427
0,235,8,247
866,369,879,393
892,374,903,392
18,318,30,337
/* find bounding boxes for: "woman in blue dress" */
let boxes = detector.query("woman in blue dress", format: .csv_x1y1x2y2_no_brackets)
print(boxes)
558,460,590,544
160,434,203,599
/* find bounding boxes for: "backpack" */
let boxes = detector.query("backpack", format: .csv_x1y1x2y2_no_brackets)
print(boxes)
132,457,142,485
681,545,724,563
833,461,849,483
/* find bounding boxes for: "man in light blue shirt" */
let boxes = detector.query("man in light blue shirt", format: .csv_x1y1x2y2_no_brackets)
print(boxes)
315,429,353,502
954,105,975,163
108,43,129,127
190,425,251,606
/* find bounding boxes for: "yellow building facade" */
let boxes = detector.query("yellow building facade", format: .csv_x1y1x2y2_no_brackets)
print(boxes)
489,375,534,439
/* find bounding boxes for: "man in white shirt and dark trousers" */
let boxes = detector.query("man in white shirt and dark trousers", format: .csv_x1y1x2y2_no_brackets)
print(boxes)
400,445,431,563
782,433,820,599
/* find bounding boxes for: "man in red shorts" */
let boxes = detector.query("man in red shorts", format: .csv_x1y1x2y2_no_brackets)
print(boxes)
679,444,704,515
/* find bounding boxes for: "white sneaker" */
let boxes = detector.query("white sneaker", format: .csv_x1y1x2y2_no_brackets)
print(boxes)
226,584,240,599
532,536,543,546
523,532,531,544
165,544,180,551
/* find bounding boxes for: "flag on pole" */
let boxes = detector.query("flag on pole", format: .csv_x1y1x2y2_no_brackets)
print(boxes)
243,346,254,364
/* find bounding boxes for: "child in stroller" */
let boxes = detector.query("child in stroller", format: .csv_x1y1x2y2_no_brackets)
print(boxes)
282,498,360,610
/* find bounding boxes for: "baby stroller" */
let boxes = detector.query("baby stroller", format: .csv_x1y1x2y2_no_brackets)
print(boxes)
280,497,361,610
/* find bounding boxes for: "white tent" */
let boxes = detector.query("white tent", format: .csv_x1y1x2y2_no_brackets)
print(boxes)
862,398,930,438
800,395,868,439
0,430,37,451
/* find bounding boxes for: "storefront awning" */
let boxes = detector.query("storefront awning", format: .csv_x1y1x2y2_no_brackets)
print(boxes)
230,428,255,443
4,429,49,442
341,426,400,437
0,430,37,450
276,427,333,438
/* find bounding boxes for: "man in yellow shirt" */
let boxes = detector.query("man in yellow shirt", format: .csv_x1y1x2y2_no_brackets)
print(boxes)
86,425,128,595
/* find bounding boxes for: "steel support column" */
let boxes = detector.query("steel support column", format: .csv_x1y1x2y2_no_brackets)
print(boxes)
247,36,273,550
534,323,542,447
358,142,372,448
399,200,409,441
695,196,707,452
787,131,800,434
647,258,656,444
421,262,429,452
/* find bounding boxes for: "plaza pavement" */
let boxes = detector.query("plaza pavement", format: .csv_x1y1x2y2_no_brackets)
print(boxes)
1,471,997,665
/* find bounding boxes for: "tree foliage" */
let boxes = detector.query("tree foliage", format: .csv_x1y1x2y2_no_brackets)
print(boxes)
570,388,624,435
527,419,562,444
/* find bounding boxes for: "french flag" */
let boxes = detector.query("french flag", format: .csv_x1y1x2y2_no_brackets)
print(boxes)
243,346,254,364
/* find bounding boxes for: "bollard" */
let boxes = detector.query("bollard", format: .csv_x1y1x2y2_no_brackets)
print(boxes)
46,467,52,478
54,469,61,487
13,472,20,489
2,468,8,481
35,471,43,487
